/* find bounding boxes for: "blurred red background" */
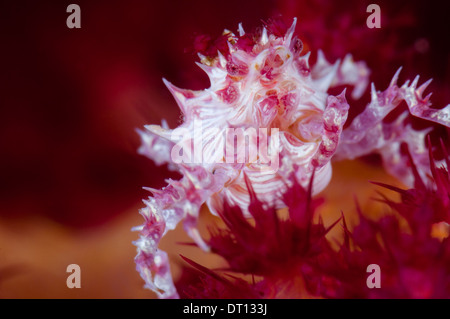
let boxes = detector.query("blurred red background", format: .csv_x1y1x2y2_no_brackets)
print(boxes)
0,0,448,298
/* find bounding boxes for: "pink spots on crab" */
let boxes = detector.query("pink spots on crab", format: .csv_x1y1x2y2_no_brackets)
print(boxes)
312,90,349,168
261,95,279,109
271,54,284,67
290,37,303,56
184,182,204,204
280,92,298,115
153,184,180,203
260,52,285,84
255,91,300,127
280,92,296,106
313,143,336,168
257,95,279,126
140,211,165,239
295,59,311,77
226,60,249,76
323,116,341,134
310,158,319,168
175,89,195,99
217,83,239,104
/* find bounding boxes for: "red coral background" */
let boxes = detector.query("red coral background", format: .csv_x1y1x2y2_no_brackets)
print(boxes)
0,0,448,298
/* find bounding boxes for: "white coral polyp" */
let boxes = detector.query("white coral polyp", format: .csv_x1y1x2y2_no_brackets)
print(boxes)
132,18,449,299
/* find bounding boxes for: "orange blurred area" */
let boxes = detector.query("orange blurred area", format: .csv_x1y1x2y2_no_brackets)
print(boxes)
0,158,406,298
0,206,147,298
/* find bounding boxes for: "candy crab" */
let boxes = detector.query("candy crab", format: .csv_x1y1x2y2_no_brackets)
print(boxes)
133,18,450,298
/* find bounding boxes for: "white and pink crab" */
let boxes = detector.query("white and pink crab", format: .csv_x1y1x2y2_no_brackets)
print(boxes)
132,18,450,298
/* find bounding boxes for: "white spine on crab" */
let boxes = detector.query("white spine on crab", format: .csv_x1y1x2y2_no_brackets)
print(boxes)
238,23,245,36
402,77,450,127
335,54,370,99
260,27,268,45
137,125,175,169
312,50,371,98
284,17,297,46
